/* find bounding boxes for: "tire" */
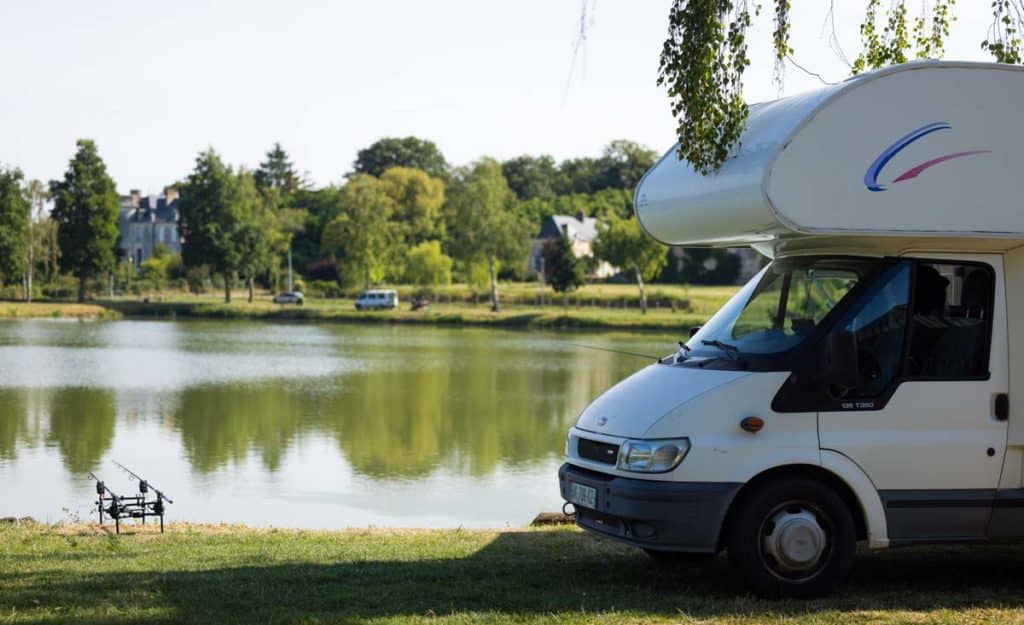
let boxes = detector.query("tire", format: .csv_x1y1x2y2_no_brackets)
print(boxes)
726,477,855,598
643,548,715,566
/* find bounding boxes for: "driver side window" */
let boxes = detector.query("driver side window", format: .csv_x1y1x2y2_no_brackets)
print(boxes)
837,262,911,397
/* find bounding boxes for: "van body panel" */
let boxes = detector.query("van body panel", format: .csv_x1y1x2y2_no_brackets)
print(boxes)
1004,246,1024,446
635,61,1024,246
820,449,889,549
642,372,820,484
819,253,1009,540
575,365,749,439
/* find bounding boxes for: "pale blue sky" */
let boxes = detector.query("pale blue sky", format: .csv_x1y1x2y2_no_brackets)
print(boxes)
0,1,996,192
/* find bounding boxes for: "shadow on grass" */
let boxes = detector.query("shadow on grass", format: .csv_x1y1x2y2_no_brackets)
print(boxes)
6,531,1024,624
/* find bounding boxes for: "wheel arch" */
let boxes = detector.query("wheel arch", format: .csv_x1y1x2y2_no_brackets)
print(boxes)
716,463,871,553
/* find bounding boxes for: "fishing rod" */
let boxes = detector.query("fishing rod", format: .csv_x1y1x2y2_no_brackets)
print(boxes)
113,461,174,504
560,341,663,361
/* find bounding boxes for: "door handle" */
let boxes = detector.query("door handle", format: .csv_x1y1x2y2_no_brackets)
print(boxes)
995,393,1009,421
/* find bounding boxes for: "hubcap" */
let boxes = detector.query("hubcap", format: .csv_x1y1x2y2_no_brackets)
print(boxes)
761,505,827,576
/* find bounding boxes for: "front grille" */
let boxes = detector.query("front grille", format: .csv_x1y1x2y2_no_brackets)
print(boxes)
577,437,619,465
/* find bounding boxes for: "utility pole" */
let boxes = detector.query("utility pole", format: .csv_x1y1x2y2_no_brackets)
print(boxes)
287,247,294,292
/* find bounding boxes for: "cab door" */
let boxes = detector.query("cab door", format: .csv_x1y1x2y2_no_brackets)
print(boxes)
818,254,1008,542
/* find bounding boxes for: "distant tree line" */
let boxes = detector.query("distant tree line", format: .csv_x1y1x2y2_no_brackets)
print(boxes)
0,135,743,310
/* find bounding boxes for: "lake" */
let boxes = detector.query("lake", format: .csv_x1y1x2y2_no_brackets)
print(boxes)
0,319,678,528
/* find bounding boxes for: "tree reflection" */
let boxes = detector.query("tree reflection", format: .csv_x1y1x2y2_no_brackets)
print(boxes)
169,331,645,480
46,387,116,473
173,384,307,473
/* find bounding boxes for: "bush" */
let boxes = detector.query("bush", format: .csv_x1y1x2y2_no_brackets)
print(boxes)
186,267,209,295
405,241,452,287
308,280,344,298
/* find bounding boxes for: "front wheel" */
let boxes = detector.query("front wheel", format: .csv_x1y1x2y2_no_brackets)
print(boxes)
727,477,855,598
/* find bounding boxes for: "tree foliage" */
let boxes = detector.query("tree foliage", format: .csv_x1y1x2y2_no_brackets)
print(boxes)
659,0,1018,173
179,149,247,302
49,139,120,302
254,142,303,196
405,240,453,287
321,174,403,289
593,214,667,314
542,235,587,294
380,166,446,245
447,158,531,311
0,166,29,287
353,137,448,179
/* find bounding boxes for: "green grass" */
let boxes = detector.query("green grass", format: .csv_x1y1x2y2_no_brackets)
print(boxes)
2,523,1024,624
0,284,738,331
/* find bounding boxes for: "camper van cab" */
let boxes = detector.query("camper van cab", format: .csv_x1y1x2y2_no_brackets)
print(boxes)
560,61,1024,596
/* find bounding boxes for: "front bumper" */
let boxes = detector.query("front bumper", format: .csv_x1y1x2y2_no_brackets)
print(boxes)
559,463,741,553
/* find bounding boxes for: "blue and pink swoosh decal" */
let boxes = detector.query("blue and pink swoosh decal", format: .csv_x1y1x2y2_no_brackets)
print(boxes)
864,122,990,192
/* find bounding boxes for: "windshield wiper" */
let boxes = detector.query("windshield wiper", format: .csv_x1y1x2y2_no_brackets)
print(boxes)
701,339,741,361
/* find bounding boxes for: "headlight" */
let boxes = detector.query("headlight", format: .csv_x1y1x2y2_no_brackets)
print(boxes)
616,438,690,473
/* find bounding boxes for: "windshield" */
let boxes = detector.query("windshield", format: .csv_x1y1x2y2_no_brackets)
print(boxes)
687,256,883,358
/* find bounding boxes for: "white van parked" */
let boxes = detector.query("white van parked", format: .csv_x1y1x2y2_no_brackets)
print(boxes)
355,289,398,310
560,61,1024,597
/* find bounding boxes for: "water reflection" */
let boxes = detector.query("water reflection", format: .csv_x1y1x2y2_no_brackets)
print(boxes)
0,320,677,526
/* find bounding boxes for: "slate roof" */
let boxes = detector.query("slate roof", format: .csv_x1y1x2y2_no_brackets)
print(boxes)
537,214,598,242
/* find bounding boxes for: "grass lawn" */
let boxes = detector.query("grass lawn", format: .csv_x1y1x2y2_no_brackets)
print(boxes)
0,284,739,331
2,523,1024,624
0,302,117,320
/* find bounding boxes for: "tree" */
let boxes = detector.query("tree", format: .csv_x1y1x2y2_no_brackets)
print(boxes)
321,174,402,289
599,140,658,190
353,137,448,179
179,149,246,302
380,166,446,245
236,170,286,302
542,234,586,294
657,1,1014,174
447,158,531,312
405,240,453,287
501,155,563,200
593,214,668,314
0,167,29,290
23,179,51,302
254,142,302,196
140,244,172,291
49,140,120,302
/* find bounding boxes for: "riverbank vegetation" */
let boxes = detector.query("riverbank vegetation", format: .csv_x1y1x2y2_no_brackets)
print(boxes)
0,282,738,331
3,522,1024,624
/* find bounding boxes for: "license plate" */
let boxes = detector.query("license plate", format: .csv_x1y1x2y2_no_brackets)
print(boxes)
568,482,597,509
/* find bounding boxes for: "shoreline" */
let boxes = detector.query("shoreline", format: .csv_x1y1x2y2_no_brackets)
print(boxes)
1,299,706,331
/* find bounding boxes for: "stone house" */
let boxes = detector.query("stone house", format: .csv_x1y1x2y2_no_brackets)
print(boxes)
119,188,181,268
528,212,617,279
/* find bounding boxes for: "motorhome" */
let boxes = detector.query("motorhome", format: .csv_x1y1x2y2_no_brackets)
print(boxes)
559,61,1024,596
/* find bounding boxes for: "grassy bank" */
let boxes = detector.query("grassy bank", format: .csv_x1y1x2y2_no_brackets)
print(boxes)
0,283,737,330
0,301,118,320
3,523,1024,624
101,299,710,330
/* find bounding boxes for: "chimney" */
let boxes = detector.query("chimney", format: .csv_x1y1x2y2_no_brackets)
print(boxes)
163,187,179,203
130,189,141,208
575,209,585,222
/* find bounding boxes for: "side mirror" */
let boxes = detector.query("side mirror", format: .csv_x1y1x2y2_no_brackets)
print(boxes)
689,326,701,338
824,330,859,393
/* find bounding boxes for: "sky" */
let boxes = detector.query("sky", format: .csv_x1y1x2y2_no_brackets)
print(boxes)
0,1,999,193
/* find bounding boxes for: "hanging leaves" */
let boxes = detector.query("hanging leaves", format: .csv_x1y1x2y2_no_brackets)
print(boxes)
982,0,1024,63
658,1,764,175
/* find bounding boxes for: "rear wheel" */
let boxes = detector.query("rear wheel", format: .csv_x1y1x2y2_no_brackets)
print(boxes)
727,477,855,598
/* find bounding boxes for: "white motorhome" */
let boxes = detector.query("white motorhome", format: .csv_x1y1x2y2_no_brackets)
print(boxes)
560,61,1024,597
